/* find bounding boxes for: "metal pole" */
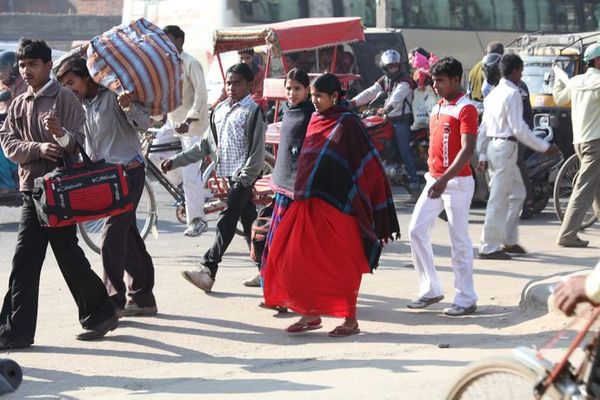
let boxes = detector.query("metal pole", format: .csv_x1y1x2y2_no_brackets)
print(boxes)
376,0,391,29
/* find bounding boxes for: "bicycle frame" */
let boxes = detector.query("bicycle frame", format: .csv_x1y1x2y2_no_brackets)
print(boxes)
513,306,600,399
142,136,186,206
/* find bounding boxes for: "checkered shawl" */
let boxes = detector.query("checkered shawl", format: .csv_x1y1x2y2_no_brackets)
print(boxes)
86,17,183,116
294,105,401,270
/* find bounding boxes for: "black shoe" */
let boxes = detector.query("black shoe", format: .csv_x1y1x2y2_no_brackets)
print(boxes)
502,244,527,254
478,250,511,260
0,337,32,351
558,238,589,248
76,315,118,341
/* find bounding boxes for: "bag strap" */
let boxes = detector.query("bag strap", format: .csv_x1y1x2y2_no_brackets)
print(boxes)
246,107,262,158
62,141,94,171
209,108,218,146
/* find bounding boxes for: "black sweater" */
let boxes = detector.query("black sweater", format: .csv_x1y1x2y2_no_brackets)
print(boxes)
271,100,315,196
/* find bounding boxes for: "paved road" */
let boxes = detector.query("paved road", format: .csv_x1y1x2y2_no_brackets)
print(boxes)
0,183,598,399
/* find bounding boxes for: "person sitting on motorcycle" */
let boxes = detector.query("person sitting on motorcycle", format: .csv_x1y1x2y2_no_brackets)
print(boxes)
350,49,420,200
0,51,26,199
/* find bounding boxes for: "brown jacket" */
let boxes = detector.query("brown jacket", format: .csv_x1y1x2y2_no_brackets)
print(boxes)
0,80,85,191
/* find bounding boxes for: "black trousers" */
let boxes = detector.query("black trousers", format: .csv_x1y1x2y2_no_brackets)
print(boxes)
202,179,257,277
101,166,155,309
0,193,115,344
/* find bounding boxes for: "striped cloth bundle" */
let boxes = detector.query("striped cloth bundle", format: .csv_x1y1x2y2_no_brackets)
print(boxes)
86,17,182,116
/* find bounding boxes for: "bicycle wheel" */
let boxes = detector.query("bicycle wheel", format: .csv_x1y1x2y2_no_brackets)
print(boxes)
553,154,597,229
79,178,157,254
445,357,561,400
202,152,276,236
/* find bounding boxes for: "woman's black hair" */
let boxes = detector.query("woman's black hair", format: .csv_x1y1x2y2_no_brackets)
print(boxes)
311,73,345,97
286,68,310,88
56,57,90,81
16,38,51,63
226,62,254,83
410,47,430,59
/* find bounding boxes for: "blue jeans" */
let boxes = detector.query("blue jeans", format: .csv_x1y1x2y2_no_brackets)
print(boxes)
393,119,418,188
0,149,17,190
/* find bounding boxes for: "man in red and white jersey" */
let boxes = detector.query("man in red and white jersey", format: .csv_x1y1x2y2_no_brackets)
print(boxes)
406,57,479,316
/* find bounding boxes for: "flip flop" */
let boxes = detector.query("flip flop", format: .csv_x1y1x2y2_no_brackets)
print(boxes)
328,324,360,338
259,302,289,313
286,318,322,333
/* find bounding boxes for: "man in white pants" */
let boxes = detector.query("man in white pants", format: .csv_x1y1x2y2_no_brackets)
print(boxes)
407,57,479,316
477,54,559,260
164,25,209,236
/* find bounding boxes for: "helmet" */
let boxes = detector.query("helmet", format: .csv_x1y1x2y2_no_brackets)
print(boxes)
482,53,502,86
380,49,402,80
0,51,17,84
584,43,600,63
380,49,401,69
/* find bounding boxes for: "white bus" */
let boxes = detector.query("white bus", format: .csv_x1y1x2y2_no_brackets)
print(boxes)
123,0,600,71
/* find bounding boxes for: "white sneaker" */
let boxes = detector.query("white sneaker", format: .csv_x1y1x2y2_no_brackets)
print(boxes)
181,267,214,293
243,274,261,287
184,218,208,237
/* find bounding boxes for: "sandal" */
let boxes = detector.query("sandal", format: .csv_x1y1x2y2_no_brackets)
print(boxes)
328,324,360,338
286,318,322,333
259,302,289,313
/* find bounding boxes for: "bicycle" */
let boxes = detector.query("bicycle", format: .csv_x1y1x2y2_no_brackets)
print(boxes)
445,306,600,399
553,153,597,230
78,129,275,254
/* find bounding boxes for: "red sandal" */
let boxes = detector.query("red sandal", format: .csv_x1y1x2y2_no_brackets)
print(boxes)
328,324,360,337
286,318,322,333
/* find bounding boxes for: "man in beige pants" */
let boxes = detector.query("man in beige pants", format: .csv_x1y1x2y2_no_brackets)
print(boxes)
553,43,600,248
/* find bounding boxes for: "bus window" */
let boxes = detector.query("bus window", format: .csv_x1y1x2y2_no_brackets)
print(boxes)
467,0,519,31
238,0,309,23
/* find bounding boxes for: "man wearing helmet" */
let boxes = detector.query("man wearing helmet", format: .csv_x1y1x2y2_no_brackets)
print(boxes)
350,49,419,200
553,43,600,248
0,50,26,199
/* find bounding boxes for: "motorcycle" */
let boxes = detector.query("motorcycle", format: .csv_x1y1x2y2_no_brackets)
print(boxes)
359,92,428,188
521,113,564,215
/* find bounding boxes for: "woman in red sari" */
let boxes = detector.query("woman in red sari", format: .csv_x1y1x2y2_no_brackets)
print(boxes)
263,74,400,337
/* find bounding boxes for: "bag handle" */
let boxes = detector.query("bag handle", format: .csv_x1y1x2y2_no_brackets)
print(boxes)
62,141,94,171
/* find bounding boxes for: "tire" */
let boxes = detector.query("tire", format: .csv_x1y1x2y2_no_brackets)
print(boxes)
202,152,276,236
553,154,597,230
79,178,157,254
445,357,561,400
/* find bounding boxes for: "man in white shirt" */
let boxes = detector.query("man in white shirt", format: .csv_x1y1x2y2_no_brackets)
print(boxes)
477,54,559,260
164,25,209,237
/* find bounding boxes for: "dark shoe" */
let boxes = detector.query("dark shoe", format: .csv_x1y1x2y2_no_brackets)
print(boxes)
0,337,32,350
406,295,444,309
520,205,534,220
443,304,477,316
502,244,527,254
558,238,589,248
122,302,157,317
76,315,118,341
478,250,511,260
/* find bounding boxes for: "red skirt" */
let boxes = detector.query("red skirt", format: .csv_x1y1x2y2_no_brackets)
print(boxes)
262,198,370,318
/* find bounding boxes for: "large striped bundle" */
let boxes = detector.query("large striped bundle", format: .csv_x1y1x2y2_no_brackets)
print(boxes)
86,18,182,116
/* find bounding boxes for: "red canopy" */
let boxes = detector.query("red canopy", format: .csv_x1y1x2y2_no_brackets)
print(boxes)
213,17,365,55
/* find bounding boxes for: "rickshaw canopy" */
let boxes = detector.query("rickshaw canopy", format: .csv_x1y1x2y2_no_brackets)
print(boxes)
212,17,365,55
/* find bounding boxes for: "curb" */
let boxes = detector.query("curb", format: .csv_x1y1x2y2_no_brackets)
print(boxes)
520,270,590,314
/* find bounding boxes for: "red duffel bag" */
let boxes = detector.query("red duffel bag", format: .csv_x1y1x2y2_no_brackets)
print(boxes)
32,143,133,227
